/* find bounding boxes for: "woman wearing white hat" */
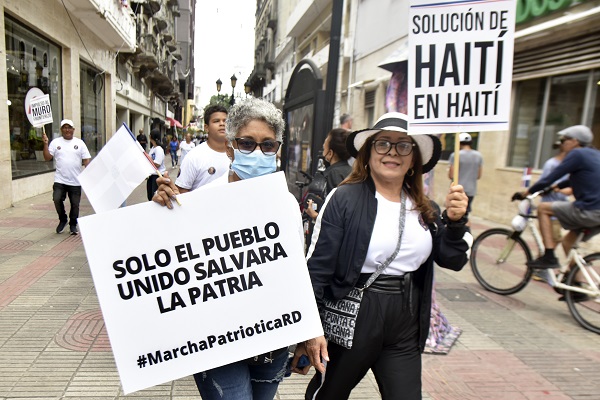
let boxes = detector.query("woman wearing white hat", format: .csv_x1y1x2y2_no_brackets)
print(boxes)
291,112,472,399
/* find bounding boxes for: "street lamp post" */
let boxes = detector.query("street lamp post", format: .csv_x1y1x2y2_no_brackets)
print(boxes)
244,81,252,98
230,74,237,106
216,78,222,104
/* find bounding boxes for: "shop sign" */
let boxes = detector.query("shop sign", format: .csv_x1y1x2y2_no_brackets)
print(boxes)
517,0,574,24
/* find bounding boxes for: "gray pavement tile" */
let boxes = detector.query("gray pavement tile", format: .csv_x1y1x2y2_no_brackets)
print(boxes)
1,188,600,399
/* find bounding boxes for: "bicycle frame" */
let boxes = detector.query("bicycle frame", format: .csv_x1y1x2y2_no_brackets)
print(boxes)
521,194,600,297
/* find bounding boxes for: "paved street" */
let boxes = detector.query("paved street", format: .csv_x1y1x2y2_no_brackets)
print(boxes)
1,169,600,399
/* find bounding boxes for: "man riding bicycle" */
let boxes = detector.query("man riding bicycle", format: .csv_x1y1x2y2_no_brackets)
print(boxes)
513,125,600,270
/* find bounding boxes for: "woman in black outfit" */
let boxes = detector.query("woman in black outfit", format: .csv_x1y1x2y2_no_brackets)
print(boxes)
292,112,472,400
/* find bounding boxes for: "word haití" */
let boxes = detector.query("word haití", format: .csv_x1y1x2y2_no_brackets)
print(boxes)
136,311,302,368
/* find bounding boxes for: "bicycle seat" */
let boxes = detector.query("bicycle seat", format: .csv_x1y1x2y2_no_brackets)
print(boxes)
579,225,600,242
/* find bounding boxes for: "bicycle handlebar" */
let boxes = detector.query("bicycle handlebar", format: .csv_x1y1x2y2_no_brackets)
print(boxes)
512,186,553,202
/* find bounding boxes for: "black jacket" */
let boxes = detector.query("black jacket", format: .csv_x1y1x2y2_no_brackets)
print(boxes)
306,178,471,351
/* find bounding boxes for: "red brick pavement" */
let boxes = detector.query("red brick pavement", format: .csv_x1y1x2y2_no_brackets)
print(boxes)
0,256,64,309
423,350,571,400
55,309,111,352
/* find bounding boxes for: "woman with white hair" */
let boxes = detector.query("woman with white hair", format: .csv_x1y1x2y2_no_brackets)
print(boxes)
154,97,295,399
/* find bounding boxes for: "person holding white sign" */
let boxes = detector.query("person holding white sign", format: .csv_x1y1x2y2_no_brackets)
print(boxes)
154,97,299,400
42,119,91,235
294,112,471,399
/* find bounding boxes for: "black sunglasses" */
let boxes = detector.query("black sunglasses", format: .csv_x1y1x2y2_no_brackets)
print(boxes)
234,137,281,155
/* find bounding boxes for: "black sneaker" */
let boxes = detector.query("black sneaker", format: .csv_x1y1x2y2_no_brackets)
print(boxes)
56,220,67,234
527,257,559,270
70,225,78,235
558,292,589,302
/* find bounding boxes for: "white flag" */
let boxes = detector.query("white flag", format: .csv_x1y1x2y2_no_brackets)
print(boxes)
79,124,156,213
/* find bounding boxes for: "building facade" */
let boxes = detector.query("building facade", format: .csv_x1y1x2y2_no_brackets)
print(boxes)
253,0,600,226
1,0,195,210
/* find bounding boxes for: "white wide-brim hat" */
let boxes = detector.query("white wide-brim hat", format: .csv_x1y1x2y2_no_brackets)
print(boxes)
346,112,442,173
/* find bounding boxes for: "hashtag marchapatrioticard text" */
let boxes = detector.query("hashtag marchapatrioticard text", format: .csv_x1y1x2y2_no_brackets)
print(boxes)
136,311,302,368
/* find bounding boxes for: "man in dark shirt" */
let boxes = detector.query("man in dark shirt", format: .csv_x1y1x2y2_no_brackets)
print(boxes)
137,128,148,151
514,125,600,269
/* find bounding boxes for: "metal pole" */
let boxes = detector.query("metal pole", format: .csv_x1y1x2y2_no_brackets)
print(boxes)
323,0,344,135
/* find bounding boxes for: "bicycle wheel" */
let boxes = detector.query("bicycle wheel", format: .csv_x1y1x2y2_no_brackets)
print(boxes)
470,228,533,295
566,252,600,334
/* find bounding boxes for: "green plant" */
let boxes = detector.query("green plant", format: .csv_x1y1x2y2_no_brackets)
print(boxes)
34,139,44,151
10,140,23,151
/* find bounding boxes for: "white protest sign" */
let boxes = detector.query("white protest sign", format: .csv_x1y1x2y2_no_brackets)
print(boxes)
78,172,323,394
26,92,53,128
408,0,516,134
78,124,156,214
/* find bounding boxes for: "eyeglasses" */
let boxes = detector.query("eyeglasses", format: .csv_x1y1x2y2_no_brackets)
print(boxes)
234,137,281,155
372,139,415,155
62,126,74,130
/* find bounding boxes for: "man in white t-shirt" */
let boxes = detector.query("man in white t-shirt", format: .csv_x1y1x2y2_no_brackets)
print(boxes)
42,119,91,235
173,105,230,192
179,133,196,166
147,129,167,200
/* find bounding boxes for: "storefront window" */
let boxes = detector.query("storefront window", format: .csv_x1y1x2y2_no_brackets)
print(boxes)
508,78,545,168
6,16,62,179
80,61,105,156
508,71,598,169
589,71,600,138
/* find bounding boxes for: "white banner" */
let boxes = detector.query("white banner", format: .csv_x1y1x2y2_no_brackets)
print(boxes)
28,94,53,127
78,124,155,213
78,172,323,394
408,0,516,134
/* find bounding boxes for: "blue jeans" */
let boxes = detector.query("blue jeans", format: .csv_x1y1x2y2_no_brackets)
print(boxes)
52,183,82,227
193,349,288,400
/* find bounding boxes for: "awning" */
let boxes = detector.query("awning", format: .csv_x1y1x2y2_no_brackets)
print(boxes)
166,117,183,128
378,42,409,72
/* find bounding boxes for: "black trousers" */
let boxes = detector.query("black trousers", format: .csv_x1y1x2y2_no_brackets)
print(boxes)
307,275,422,400
52,183,82,227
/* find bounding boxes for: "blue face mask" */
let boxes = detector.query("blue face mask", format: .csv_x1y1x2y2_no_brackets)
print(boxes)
231,149,277,180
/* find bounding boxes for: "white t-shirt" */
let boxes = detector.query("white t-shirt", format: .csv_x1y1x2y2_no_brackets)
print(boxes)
176,142,230,191
149,145,166,174
48,136,91,186
180,141,195,158
361,192,433,275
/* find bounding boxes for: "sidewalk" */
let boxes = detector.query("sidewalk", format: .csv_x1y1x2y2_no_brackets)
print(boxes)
1,173,599,399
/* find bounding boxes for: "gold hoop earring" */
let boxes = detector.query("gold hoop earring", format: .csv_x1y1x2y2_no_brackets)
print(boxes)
407,168,414,177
